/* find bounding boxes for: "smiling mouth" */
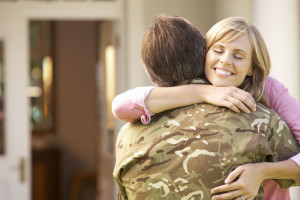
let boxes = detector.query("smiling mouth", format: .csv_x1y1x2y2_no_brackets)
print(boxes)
215,68,233,76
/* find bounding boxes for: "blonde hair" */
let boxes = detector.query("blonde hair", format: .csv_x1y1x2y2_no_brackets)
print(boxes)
206,16,270,106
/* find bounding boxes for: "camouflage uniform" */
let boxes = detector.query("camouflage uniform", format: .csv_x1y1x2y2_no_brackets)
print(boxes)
113,79,300,200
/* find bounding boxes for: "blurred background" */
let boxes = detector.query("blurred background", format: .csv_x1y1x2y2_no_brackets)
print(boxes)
0,0,299,200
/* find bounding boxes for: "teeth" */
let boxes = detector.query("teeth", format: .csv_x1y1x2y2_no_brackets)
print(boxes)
216,69,232,75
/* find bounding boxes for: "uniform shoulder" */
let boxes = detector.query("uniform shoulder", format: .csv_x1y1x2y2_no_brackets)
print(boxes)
254,103,283,125
254,103,274,116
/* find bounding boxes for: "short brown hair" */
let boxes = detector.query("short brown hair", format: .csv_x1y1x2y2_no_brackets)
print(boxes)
141,14,206,87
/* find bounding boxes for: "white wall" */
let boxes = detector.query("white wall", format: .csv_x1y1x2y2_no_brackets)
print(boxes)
253,0,299,101
144,0,214,34
214,0,252,22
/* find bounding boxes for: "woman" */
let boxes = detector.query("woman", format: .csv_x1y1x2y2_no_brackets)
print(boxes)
112,16,300,200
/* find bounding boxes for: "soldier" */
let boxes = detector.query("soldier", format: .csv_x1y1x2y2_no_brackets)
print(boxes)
113,15,300,200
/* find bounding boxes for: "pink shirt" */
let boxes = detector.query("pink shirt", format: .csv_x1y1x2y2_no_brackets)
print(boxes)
112,76,300,200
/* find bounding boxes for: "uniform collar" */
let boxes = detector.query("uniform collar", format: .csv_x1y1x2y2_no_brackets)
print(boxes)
179,78,210,85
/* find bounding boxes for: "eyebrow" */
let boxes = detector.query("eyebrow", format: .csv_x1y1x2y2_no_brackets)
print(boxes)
234,49,248,55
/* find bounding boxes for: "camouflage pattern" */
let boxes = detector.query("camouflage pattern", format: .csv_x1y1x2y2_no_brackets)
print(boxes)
113,86,300,200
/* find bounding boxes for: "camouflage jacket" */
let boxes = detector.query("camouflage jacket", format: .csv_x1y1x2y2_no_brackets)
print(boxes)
113,89,300,200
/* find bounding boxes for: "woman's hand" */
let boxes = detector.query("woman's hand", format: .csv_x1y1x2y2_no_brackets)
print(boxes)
202,86,256,114
211,163,266,200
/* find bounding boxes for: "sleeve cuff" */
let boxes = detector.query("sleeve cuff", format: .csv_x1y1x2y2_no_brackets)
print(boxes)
130,86,155,124
290,153,300,167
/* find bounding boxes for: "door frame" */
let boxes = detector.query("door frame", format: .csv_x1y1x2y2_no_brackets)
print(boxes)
0,1,126,200
0,18,30,200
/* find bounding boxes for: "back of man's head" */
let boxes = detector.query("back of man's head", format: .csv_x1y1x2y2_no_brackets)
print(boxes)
141,14,206,87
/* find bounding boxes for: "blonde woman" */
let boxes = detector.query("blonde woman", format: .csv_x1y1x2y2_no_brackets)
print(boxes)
113,16,300,200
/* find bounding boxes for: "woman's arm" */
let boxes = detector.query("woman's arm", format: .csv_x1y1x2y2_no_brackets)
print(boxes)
146,84,256,114
112,84,256,124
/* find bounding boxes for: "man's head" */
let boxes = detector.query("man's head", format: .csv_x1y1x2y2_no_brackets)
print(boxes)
141,14,206,87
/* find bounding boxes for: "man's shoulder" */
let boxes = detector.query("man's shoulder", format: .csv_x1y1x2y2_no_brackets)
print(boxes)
150,103,217,121
117,102,276,140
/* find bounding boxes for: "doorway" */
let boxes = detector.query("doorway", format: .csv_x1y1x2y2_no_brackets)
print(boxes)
30,20,116,200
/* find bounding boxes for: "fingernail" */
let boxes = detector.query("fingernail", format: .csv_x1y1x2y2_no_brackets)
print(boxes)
224,178,229,184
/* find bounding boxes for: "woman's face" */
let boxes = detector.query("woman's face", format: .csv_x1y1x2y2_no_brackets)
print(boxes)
205,34,253,87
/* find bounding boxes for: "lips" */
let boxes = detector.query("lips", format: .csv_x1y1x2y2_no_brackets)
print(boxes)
215,68,233,76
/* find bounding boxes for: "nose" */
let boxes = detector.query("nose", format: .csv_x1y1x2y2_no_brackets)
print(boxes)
220,52,231,66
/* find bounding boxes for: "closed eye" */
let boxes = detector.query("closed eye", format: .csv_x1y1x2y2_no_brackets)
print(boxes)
234,53,243,59
213,47,223,54
234,56,243,59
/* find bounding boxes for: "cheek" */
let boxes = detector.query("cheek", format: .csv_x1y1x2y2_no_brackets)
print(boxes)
239,62,252,76
246,65,253,76
204,63,210,77
205,52,213,64
204,54,213,70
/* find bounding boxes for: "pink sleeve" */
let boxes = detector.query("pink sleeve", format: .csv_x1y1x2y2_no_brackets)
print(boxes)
112,86,155,124
265,76,300,166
